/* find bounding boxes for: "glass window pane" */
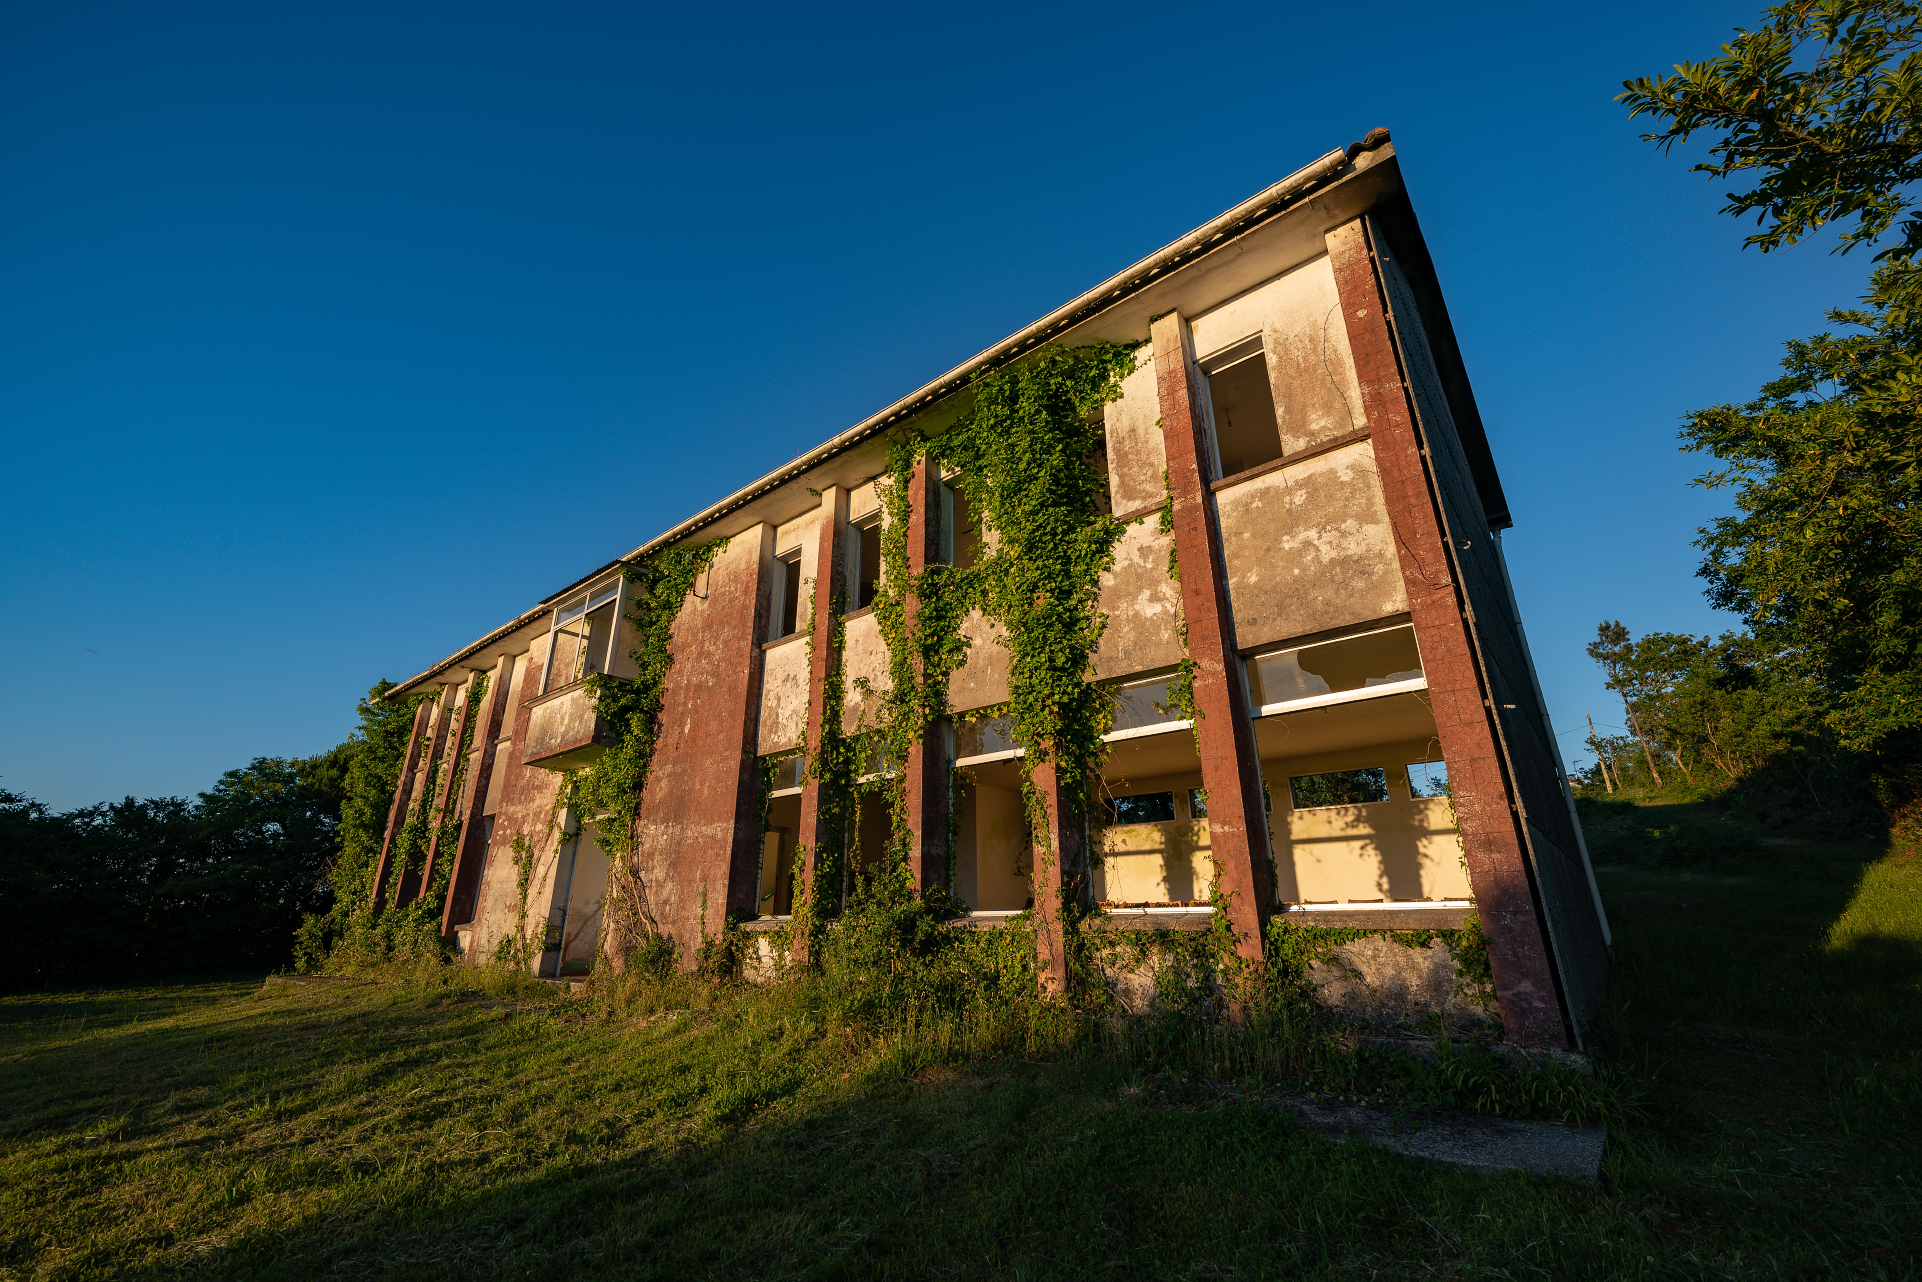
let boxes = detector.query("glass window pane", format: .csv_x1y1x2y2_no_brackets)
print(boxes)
1104,791,1176,824
1253,625,1423,708
956,715,1018,759
1289,767,1389,809
1406,761,1450,798
1253,650,1331,705
1111,680,1177,732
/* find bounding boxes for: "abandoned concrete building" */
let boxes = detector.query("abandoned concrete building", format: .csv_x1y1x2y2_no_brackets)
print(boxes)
369,131,1612,1050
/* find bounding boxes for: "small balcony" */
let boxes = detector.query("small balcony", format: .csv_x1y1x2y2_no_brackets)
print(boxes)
521,680,622,771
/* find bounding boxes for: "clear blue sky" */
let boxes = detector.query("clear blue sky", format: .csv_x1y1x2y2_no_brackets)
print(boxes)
0,1,1870,810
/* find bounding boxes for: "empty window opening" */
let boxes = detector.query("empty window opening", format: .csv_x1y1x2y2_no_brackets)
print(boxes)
940,478,983,569
1104,790,1177,824
1188,788,1208,818
542,578,624,694
1289,767,1390,810
1088,433,1114,516
1202,340,1283,479
1406,760,1450,798
853,515,882,609
1248,624,1425,711
772,550,802,640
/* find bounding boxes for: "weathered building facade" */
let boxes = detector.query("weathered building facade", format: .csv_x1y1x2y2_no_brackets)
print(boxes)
371,132,1612,1049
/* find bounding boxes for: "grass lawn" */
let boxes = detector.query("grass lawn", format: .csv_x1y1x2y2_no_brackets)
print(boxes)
1,794,1917,1280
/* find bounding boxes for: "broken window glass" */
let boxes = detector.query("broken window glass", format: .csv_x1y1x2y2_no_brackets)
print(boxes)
1248,624,1424,710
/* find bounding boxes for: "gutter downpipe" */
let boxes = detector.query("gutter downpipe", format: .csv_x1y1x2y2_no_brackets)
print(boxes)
384,148,1356,699
1492,529,1612,947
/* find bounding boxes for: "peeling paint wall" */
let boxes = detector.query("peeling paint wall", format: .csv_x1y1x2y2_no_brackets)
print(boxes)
1104,350,1165,516
838,610,890,733
948,610,1009,714
1093,518,1185,680
757,635,810,754
1216,441,1407,652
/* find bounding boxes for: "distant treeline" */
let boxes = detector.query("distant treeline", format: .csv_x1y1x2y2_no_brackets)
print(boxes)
0,683,419,989
1577,619,1917,839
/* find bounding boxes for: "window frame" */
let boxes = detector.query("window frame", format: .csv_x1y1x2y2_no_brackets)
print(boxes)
541,576,626,696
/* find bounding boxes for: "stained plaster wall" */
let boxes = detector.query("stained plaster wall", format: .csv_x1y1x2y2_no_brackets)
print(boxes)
1103,352,1165,517
629,528,772,953
470,630,568,963
1187,253,1367,456
1215,442,1408,653
1092,518,1185,680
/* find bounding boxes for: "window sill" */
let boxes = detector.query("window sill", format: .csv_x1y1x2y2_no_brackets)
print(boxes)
762,631,807,652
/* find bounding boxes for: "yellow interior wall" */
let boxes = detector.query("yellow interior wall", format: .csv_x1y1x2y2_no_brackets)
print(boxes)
1093,769,1213,905
1261,737,1467,903
957,780,1030,911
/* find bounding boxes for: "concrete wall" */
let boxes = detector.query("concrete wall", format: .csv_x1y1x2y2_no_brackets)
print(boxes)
757,634,809,754
1104,351,1165,516
1092,519,1185,680
839,610,890,733
1215,441,1407,653
948,610,1010,714
629,528,772,955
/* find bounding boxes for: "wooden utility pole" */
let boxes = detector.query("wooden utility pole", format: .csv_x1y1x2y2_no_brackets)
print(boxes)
1587,714,1615,793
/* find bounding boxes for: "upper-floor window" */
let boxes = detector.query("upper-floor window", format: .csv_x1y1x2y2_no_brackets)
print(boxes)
1199,336,1283,480
1246,623,1424,714
770,549,803,641
939,477,983,568
542,577,625,694
851,514,882,610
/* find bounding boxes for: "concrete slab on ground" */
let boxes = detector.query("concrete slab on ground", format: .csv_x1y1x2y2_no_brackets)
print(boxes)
1288,1097,1606,1183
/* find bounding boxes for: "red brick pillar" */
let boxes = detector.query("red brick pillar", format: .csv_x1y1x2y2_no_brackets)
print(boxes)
793,485,849,962
902,454,951,895
1150,311,1272,964
369,698,432,909
1325,216,1566,1047
1029,759,1084,994
438,652,515,938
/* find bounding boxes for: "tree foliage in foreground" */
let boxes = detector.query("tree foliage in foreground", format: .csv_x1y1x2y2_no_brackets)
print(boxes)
1622,1,1922,760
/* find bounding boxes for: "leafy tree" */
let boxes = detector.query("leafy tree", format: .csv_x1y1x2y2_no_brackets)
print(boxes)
1621,1,1922,756
1587,621,1669,784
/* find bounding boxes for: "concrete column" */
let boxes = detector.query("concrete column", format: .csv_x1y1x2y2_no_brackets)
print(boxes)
1325,216,1566,1047
1149,310,1273,963
393,685,457,906
627,527,776,963
368,698,432,909
438,652,515,938
1028,759,1084,994
793,485,850,961
902,454,950,895
416,677,479,905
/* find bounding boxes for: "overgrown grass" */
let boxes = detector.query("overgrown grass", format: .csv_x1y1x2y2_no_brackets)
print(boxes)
1,791,1917,1278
